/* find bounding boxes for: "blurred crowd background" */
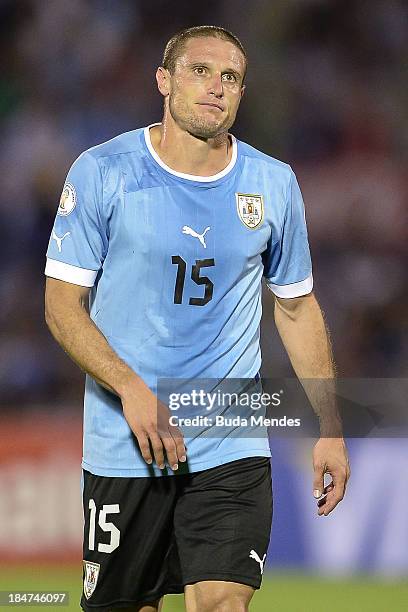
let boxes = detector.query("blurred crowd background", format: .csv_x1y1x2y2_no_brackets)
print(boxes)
1,2,408,596
0,0,407,406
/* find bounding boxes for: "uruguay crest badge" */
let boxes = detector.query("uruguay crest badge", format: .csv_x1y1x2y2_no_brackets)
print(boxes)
236,193,264,229
83,560,100,600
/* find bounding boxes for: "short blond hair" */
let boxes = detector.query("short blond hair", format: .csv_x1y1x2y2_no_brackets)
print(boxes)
162,25,247,78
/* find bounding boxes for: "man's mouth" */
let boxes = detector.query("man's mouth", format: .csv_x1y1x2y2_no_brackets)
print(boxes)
197,102,224,112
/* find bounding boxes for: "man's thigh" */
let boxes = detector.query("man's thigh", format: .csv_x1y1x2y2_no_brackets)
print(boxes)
174,457,273,593
109,599,162,612
111,600,163,612
80,471,182,611
185,581,254,612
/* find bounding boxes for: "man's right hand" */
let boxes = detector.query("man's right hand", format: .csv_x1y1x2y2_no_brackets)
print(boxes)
121,379,186,471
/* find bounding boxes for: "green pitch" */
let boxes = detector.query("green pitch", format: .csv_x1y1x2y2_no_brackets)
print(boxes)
0,566,407,611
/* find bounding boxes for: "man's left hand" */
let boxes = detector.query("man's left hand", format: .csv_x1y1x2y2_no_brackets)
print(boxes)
312,438,350,516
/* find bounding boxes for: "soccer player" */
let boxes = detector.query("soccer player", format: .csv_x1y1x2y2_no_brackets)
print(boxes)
45,25,350,612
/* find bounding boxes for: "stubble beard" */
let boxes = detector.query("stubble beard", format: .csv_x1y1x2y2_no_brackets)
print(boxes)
168,92,231,141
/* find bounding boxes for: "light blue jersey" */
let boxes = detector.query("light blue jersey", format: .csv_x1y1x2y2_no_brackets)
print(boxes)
45,123,313,477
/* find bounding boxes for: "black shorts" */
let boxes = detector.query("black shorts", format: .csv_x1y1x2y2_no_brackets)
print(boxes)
81,456,273,611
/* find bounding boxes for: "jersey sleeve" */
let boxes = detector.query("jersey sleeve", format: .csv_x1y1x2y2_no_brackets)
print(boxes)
45,151,108,287
263,169,313,298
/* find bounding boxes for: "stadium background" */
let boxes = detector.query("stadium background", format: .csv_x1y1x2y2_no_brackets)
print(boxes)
0,1,407,610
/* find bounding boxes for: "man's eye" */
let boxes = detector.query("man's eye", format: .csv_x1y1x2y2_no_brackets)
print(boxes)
194,67,206,75
222,73,237,83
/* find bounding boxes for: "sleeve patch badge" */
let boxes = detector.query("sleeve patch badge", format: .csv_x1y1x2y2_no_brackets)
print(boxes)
58,182,77,216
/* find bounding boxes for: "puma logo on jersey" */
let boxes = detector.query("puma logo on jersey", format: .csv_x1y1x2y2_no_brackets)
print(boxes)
182,225,210,248
52,229,71,252
249,549,266,574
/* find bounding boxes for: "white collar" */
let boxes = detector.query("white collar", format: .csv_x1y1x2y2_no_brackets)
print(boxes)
144,123,237,182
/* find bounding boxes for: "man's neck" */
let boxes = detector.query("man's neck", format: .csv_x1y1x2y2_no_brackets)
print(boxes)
149,119,232,177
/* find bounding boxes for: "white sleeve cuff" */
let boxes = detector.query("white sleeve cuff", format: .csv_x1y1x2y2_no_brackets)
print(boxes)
265,272,313,298
45,258,98,287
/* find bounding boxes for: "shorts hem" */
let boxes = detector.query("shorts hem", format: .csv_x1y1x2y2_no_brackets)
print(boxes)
182,571,262,590
80,586,184,610
80,572,261,610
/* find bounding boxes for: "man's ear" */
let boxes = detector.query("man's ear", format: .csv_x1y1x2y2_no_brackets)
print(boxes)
240,84,246,99
156,66,170,97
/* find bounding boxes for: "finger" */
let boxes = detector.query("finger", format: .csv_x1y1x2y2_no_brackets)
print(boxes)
319,491,342,515
135,430,153,465
158,406,187,462
169,425,187,462
157,405,186,463
317,482,334,511
313,464,325,499
161,433,179,471
317,481,334,511
319,472,347,516
148,432,166,470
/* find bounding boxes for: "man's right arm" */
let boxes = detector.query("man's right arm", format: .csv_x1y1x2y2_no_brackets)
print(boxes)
45,277,137,396
45,277,186,470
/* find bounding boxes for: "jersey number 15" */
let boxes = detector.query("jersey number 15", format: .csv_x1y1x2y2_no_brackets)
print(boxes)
172,256,215,306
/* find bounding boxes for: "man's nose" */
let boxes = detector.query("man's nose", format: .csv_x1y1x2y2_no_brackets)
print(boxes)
208,73,224,98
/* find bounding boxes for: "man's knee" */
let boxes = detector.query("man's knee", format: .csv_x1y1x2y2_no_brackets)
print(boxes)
185,581,254,612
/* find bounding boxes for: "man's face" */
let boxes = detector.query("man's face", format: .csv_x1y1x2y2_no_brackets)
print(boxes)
161,37,246,139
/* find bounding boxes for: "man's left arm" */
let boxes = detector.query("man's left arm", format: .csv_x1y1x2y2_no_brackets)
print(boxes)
273,290,351,516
